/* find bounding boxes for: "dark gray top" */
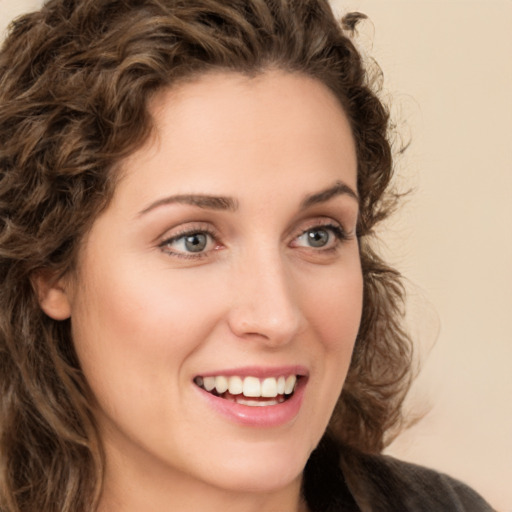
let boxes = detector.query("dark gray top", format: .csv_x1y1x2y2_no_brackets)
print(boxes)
303,436,495,512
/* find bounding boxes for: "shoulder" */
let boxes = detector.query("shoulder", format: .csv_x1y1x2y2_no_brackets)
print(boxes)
303,436,496,512
348,450,496,512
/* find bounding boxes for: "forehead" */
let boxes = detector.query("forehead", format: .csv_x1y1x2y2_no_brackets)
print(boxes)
148,70,354,152
113,70,357,210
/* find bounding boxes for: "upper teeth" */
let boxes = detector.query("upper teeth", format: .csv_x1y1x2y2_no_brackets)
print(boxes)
196,375,297,397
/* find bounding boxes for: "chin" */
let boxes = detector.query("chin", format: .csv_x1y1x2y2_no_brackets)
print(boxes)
194,433,316,494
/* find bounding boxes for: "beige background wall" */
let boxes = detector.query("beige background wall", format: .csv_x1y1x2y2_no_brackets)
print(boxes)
330,2,511,511
2,0,511,510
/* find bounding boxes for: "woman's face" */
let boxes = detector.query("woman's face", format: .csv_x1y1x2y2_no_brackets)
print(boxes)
57,71,362,505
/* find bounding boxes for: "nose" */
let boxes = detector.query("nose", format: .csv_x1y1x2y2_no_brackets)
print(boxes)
227,249,305,346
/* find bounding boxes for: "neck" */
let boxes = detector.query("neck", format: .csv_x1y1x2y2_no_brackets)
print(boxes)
97,442,309,512
98,474,308,512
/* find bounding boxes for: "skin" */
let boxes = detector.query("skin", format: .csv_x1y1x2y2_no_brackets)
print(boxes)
40,70,363,512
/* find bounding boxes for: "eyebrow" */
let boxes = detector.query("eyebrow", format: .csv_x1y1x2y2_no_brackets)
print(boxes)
300,180,359,209
138,194,239,216
138,180,358,217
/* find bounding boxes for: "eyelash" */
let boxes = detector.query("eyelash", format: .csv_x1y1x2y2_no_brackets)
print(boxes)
159,226,220,260
158,222,350,259
294,223,349,251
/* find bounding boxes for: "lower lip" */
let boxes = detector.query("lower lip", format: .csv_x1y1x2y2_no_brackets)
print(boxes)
195,378,307,427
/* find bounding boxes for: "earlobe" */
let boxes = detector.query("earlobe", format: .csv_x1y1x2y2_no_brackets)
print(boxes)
32,271,72,321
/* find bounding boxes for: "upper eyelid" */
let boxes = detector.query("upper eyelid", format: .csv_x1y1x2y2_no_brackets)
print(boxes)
161,231,214,247
158,228,219,259
293,223,346,246
157,218,349,244
158,223,219,244
292,218,347,236
298,202,358,226
299,223,345,235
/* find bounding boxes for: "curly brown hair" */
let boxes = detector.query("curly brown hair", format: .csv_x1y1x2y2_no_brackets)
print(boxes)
0,0,412,510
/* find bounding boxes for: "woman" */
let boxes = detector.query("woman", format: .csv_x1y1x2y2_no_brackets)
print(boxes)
0,0,495,511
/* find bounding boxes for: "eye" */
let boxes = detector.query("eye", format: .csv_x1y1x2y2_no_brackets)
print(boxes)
160,229,218,257
294,224,346,250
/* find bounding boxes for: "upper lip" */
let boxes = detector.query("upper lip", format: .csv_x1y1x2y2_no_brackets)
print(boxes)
195,365,309,379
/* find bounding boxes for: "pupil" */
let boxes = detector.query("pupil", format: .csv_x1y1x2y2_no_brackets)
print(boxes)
308,229,328,247
185,233,207,252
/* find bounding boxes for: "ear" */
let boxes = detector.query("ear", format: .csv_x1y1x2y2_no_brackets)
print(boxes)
32,270,72,321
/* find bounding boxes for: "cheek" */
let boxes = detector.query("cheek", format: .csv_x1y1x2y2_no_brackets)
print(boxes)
295,263,363,447
297,260,363,377
68,261,222,400
74,260,211,343
304,263,363,352
68,263,229,447
310,263,363,397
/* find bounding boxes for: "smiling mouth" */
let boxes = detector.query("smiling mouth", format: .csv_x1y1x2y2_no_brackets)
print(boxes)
194,375,298,406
